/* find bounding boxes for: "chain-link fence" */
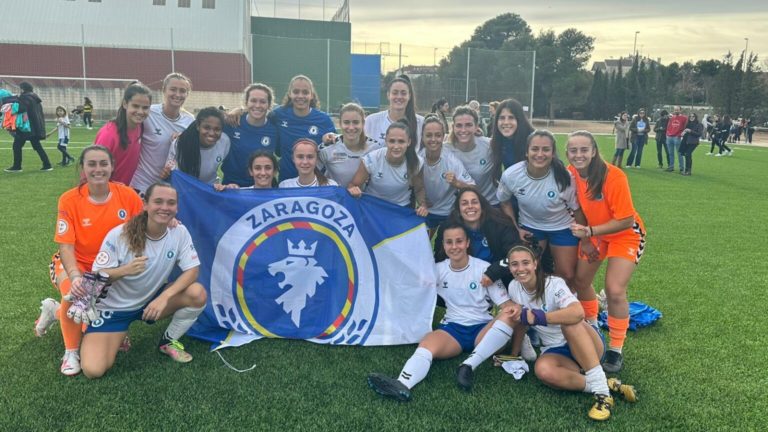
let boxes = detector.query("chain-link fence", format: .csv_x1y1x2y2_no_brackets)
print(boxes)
352,42,536,117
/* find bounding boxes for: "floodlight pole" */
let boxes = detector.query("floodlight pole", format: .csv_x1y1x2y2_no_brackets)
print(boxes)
465,47,471,101
633,31,640,56
530,50,536,120
81,24,87,94
170,27,176,72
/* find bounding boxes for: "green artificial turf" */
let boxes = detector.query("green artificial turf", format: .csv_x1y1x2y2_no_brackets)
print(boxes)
1,125,766,431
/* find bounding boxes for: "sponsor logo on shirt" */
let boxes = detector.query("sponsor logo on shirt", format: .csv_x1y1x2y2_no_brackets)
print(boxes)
82,218,92,227
442,281,448,289
281,121,289,128
233,132,241,140
517,188,526,196
154,128,162,135
376,172,383,179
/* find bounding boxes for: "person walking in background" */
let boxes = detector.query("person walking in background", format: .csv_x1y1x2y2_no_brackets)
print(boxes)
626,109,650,168
701,114,710,141
746,118,755,144
654,110,669,169
47,106,75,166
4,82,53,173
715,115,734,157
611,112,630,167
665,106,687,172
82,97,94,130
679,113,703,176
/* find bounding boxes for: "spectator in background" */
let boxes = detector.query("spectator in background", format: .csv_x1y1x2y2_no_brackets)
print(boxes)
715,115,734,157
486,101,499,138
654,110,670,169
626,108,650,168
467,100,484,136
82,97,94,130
4,82,54,173
746,118,755,144
665,106,687,172
679,112,703,176
701,114,710,141
431,98,450,133
611,111,630,168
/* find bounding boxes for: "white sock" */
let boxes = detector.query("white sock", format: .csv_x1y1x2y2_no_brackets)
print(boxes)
164,305,204,341
462,320,513,370
608,346,623,354
397,347,433,389
584,365,610,396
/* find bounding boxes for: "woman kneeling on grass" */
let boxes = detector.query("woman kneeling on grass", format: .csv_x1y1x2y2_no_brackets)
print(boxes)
79,182,206,379
456,245,637,421
367,222,512,401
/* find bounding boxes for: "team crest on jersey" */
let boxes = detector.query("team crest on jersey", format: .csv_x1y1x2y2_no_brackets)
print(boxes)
547,190,556,199
210,197,379,343
117,209,127,220
95,251,110,266
480,159,487,166
482,237,489,247
469,281,478,290
166,250,175,259
216,156,223,163
261,136,271,147
308,125,319,136
57,219,68,235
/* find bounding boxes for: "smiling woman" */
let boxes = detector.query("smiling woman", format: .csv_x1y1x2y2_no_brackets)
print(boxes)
165,107,231,186
93,83,153,185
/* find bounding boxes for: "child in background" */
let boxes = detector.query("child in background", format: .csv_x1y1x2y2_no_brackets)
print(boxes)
47,106,75,166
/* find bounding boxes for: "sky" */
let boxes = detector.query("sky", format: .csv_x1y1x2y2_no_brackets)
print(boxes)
260,0,768,69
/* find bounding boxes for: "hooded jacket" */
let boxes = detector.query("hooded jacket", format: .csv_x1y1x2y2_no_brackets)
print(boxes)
18,92,46,140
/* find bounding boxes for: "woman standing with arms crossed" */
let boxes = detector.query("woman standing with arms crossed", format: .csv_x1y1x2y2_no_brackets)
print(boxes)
131,73,195,196
34,145,144,375
565,131,646,373
611,112,629,168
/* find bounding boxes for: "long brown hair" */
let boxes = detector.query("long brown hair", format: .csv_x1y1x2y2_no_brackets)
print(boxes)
490,98,534,179
568,130,607,200
387,75,418,147
121,182,176,256
282,75,320,109
114,83,152,150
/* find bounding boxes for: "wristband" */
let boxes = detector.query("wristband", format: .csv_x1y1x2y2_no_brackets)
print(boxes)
589,226,594,237
521,307,548,326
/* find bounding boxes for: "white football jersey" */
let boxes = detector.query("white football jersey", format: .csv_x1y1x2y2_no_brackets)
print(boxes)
437,256,510,326
278,176,338,188
132,104,194,194
167,133,231,185
497,161,579,230
444,136,498,205
421,149,475,216
93,224,200,311
505,276,579,350
318,137,381,188
362,147,423,207
364,110,425,149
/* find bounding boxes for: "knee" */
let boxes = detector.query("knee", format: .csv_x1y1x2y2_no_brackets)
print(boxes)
188,283,207,308
534,360,558,386
81,360,107,380
604,284,627,302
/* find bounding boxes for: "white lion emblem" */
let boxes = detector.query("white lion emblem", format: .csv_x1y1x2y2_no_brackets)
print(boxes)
268,240,328,327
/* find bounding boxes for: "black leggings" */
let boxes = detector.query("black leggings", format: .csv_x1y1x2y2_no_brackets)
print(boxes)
11,134,52,169
680,142,699,173
656,136,668,166
83,112,92,127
